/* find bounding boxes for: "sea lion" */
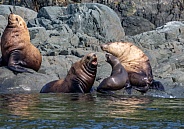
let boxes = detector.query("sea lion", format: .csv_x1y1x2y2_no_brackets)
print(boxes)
97,53,131,94
100,41,165,93
0,10,42,73
40,53,98,93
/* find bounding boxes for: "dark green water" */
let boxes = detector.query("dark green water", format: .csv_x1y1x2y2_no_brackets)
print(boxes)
0,93,183,128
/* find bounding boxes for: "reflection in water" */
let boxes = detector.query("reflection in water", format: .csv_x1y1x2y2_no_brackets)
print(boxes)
95,94,152,119
0,93,152,120
0,93,183,128
0,94,40,118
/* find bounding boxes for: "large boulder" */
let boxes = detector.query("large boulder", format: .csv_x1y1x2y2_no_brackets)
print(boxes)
0,67,57,93
108,0,184,35
122,16,155,36
28,3,125,56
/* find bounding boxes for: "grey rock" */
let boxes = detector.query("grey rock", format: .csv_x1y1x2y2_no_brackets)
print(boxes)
115,0,184,34
27,18,42,28
39,55,75,79
36,3,124,47
0,15,7,38
122,16,155,36
66,3,125,42
0,67,57,93
29,27,49,47
29,3,125,56
37,6,67,20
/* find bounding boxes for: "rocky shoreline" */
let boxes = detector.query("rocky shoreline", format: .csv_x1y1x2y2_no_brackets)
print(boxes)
0,4,184,98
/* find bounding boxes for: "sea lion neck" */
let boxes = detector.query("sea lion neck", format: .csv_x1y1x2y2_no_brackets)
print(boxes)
110,60,119,68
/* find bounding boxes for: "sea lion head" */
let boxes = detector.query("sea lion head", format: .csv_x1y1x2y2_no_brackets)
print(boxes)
82,53,98,70
101,42,126,57
105,53,119,66
7,13,27,29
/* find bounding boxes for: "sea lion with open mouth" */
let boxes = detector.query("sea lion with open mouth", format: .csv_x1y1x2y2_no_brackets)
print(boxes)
40,53,98,93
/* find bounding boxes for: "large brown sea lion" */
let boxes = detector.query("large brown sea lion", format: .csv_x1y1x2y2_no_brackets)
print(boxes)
0,9,42,73
101,41,164,93
97,53,131,94
40,53,98,93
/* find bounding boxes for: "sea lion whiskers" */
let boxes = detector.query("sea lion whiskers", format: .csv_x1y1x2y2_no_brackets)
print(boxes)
9,0,16,14
12,0,16,13
9,7,13,14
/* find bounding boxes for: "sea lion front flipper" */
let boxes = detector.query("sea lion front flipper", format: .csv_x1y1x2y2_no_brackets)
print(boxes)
150,80,165,91
8,51,33,73
8,65,33,74
96,87,113,94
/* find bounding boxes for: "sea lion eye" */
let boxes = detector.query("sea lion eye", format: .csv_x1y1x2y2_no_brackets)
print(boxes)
16,18,18,21
87,56,90,60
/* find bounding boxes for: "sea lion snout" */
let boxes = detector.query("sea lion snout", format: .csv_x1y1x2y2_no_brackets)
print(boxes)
92,53,97,58
90,53,98,66
105,53,112,58
105,53,111,62
105,53,118,64
88,53,97,60
9,7,13,14
100,44,108,51
7,13,26,29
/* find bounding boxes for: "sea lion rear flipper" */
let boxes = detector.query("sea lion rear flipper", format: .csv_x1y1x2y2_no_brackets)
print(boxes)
133,85,149,94
125,88,132,95
125,83,132,95
150,80,165,91
125,87,132,95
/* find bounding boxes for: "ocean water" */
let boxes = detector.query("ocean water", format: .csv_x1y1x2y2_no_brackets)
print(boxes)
0,93,183,128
